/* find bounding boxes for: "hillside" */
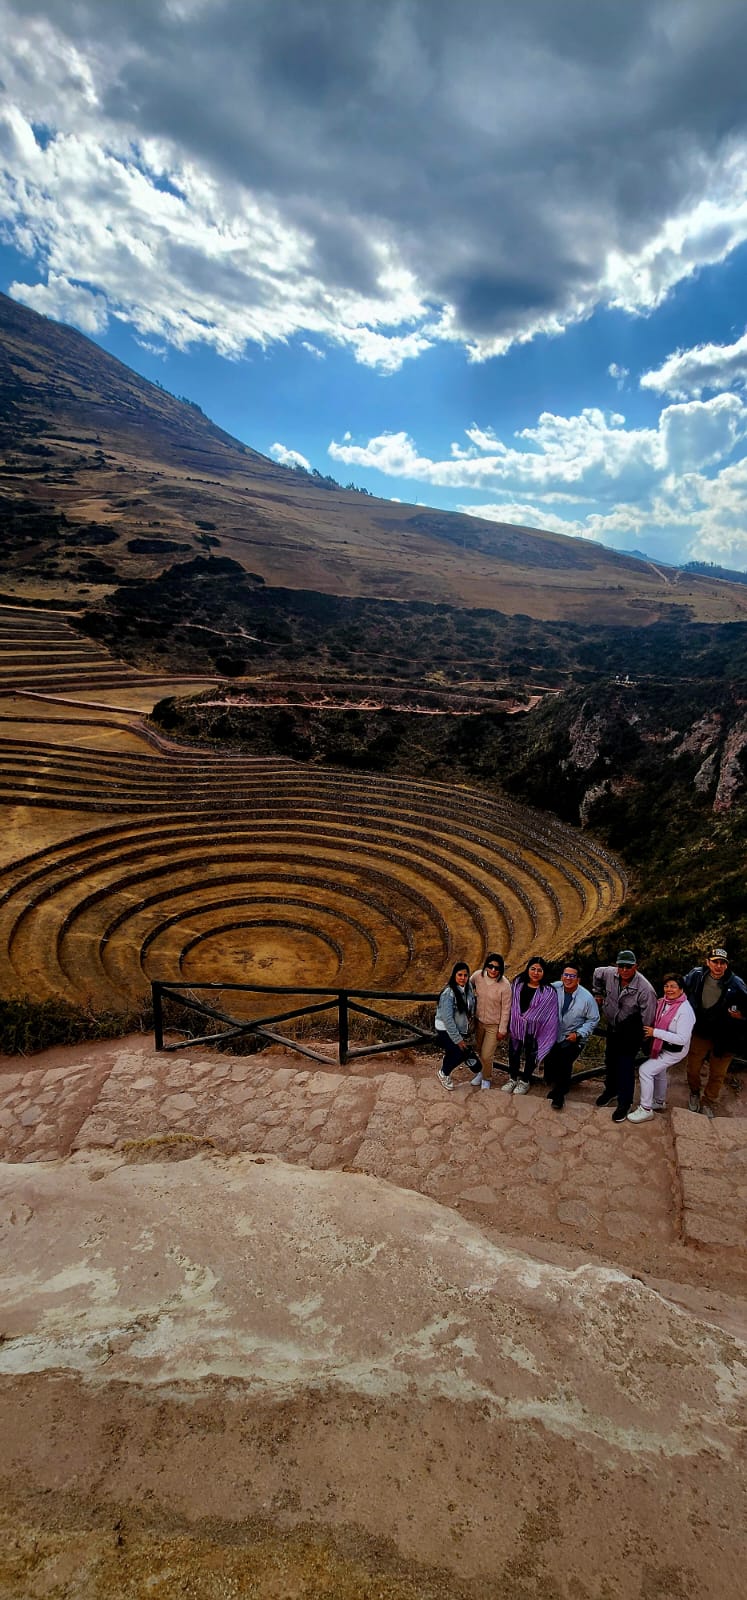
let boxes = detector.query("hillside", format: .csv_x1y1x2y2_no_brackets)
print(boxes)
2,291,747,624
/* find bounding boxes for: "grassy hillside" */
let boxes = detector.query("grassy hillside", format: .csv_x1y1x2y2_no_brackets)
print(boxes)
3,291,747,623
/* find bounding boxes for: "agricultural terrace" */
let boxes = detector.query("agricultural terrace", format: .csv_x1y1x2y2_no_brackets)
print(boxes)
0,605,626,1015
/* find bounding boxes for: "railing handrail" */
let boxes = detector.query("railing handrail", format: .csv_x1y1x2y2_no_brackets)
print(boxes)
154,980,439,999
151,978,440,1063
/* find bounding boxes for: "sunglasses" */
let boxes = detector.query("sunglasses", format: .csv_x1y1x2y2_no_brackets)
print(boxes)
486,964,501,971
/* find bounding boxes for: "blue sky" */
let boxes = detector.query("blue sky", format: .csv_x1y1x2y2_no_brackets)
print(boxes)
3,0,747,569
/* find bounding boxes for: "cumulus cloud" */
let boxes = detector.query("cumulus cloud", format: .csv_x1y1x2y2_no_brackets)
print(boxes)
269,441,311,470
609,362,629,389
9,270,109,333
330,396,747,567
3,1,747,362
641,331,747,398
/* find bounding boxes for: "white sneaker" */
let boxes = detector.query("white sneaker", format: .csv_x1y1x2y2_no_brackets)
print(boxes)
471,1071,484,1086
652,1100,666,1112
514,1081,531,1096
501,1079,515,1093
627,1106,654,1123
701,1102,715,1120
480,1078,491,1090
437,1068,455,1090
688,1092,701,1113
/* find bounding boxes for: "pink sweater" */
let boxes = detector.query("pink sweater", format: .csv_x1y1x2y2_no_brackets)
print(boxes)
471,970,512,1030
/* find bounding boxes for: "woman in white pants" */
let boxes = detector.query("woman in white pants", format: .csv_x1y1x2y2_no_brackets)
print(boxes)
627,974,696,1123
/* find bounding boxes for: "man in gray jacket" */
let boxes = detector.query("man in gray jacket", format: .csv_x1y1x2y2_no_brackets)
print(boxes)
592,950,657,1122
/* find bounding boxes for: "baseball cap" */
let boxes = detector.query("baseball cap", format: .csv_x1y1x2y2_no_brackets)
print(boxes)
615,949,637,965
708,947,728,960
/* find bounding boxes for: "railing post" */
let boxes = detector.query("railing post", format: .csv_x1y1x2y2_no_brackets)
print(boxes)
338,990,349,1066
152,981,164,1051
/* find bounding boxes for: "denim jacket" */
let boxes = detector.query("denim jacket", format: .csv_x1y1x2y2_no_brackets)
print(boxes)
436,982,476,1045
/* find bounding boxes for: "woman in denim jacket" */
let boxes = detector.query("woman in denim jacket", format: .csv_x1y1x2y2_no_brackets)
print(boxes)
436,960,477,1090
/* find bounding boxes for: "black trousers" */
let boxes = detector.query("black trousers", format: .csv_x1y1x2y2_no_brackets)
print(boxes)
441,1034,467,1077
508,1034,538,1083
603,1031,638,1111
543,1038,581,1102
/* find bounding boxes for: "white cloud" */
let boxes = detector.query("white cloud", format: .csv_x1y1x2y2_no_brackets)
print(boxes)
269,442,311,470
609,362,629,389
4,2,747,363
10,270,109,333
641,331,747,398
0,107,433,371
330,395,747,568
300,341,325,359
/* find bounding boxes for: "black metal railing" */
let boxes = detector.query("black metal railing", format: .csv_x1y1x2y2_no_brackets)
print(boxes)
151,980,441,1065
150,979,612,1082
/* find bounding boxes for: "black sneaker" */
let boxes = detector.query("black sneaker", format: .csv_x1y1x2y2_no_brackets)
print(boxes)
550,1098,564,1112
595,1090,616,1107
611,1105,630,1122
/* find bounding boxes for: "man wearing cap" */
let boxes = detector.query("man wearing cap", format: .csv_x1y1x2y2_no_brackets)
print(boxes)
682,947,747,1118
592,951,657,1122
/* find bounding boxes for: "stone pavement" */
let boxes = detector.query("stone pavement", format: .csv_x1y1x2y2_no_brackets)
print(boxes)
672,1106,747,1250
0,1037,745,1289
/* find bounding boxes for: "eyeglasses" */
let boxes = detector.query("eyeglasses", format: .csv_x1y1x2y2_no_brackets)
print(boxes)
617,963,635,970
561,971,578,978
486,964,500,972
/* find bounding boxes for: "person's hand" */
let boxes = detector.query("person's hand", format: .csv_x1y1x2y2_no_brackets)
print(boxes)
643,1025,653,1037
728,1005,744,1018
459,1039,469,1050
567,1031,578,1043
497,1031,507,1041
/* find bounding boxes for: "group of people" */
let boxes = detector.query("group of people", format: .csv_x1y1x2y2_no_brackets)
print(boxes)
435,946,746,1121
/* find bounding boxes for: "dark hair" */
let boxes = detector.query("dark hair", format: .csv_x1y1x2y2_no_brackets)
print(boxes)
515,954,549,988
560,957,580,978
448,959,472,1013
482,952,505,977
662,972,684,989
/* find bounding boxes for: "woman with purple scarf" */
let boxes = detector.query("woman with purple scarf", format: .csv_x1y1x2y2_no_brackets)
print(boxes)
627,974,695,1123
503,955,558,1096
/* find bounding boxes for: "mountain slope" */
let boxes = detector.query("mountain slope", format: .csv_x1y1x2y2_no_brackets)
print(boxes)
2,291,747,624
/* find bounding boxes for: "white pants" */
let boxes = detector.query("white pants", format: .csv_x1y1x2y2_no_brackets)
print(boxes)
638,1053,682,1109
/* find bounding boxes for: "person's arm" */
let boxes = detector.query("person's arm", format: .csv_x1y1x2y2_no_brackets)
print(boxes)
592,965,606,998
726,978,747,1020
639,981,657,1028
437,988,463,1046
498,977,511,1037
576,992,600,1043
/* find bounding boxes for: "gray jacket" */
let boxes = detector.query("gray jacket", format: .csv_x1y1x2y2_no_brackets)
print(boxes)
592,965,657,1045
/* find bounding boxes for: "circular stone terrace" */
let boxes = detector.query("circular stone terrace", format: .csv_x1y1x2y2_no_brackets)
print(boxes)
0,604,625,1012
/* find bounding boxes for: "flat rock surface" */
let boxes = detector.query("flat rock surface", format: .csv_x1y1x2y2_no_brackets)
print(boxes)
1,1152,745,1599
1,1036,745,1294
